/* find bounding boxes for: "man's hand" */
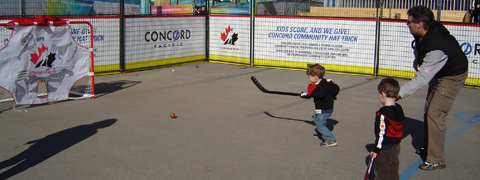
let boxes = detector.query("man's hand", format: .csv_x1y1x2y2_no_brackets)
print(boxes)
413,59,419,71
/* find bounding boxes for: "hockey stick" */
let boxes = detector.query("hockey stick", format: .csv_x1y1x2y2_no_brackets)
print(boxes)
364,155,375,180
250,76,300,96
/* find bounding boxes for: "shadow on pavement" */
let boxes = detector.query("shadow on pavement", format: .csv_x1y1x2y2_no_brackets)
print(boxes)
0,119,117,179
92,80,141,98
403,117,424,150
264,111,315,126
263,111,340,130
0,80,141,113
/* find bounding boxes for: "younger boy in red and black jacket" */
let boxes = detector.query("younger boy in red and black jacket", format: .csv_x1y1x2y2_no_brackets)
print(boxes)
300,64,340,147
370,78,405,180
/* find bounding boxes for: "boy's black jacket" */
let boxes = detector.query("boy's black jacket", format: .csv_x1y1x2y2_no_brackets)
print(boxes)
303,79,340,110
373,104,405,153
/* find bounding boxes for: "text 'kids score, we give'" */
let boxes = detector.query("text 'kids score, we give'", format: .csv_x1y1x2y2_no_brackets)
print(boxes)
276,26,350,35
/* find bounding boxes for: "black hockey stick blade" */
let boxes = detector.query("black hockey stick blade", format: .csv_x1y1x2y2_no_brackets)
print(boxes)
250,76,269,93
364,156,375,180
250,76,300,96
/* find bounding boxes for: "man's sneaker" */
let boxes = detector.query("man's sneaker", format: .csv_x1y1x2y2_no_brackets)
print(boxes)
419,162,446,171
415,147,427,156
313,132,320,139
320,141,337,147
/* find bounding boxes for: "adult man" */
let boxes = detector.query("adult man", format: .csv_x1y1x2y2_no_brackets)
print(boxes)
398,6,468,171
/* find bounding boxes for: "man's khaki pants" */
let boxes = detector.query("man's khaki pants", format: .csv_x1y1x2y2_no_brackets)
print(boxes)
424,71,467,163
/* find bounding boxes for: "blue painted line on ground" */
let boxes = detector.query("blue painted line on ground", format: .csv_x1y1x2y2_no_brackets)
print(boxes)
399,112,480,180
400,158,424,180
444,122,476,147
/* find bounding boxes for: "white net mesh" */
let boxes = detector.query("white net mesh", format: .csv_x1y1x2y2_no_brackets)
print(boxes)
0,21,94,108
0,25,14,106
67,22,95,100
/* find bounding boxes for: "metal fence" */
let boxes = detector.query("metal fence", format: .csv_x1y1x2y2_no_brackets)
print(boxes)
334,0,473,10
1,0,476,15
0,0,479,86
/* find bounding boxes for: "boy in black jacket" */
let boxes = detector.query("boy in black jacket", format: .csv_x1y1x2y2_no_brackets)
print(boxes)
300,64,340,147
370,78,405,180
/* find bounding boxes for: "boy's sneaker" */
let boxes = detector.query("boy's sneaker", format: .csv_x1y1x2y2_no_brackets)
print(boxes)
320,141,337,147
419,161,446,171
313,133,320,139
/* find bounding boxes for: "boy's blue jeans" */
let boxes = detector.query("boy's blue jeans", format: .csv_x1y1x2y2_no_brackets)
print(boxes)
313,113,336,143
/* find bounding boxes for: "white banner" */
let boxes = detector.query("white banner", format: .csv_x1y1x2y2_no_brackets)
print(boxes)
3,18,119,68
65,18,119,67
445,24,480,78
124,16,206,63
0,25,90,104
209,16,251,58
254,17,377,66
378,21,416,71
379,21,480,78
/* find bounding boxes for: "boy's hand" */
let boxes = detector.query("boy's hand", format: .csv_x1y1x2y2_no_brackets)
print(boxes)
300,91,309,98
369,151,377,158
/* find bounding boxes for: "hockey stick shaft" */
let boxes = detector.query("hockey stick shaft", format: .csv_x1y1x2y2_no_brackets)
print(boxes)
364,156,375,180
250,76,300,96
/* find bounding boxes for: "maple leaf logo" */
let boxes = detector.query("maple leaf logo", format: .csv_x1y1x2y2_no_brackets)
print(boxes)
29,43,57,68
30,44,48,65
220,25,233,41
220,25,238,45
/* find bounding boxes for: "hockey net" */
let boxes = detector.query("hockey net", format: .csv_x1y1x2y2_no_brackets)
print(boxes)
0,16,94,109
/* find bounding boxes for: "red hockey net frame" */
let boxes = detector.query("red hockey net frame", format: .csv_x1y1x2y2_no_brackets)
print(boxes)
0,20,95,106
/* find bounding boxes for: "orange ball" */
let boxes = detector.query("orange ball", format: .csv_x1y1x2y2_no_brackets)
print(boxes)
170,113,176,118
195,65,199,68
